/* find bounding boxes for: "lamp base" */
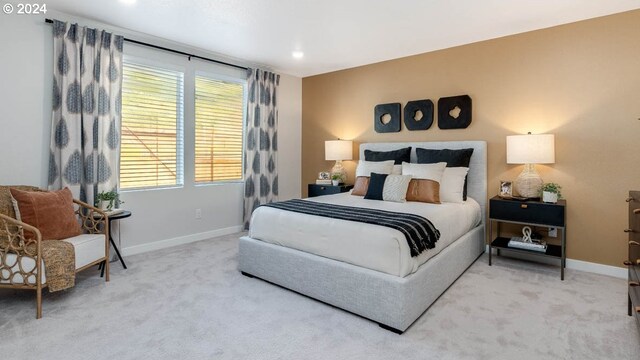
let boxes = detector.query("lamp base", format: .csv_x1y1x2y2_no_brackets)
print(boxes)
514,164,543,198
331,160,347,184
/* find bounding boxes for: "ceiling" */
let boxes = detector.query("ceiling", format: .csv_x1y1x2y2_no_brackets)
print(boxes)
47,0,640,77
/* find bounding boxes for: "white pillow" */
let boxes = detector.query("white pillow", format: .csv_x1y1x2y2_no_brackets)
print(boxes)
355,160,395,177
401,162,447,182
392,164,402,175
440,167,470,203
382,174,413,203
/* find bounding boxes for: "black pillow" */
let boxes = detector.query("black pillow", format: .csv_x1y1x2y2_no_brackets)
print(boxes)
364,173,388,200
364,147,411,165
416,148,474,200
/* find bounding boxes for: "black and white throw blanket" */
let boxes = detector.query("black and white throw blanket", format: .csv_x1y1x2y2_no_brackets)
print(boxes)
262,199,440,257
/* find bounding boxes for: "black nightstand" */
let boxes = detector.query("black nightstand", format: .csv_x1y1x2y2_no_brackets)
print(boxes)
308,184,354,197
489,196,567,280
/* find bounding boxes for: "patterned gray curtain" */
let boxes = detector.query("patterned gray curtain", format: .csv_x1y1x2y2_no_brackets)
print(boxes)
244,69,280,229
48,20,123,204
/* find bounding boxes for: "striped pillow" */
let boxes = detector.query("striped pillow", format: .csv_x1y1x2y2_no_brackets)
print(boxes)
382,174,413,202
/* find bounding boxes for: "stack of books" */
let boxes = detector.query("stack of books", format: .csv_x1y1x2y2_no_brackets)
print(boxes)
508,237,547,252
315,179,332,185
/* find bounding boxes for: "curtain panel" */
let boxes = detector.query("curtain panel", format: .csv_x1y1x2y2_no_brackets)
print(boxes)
48,20,124,205
243,69,280,229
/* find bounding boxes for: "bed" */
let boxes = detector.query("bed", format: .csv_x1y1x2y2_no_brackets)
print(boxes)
238,141,487,333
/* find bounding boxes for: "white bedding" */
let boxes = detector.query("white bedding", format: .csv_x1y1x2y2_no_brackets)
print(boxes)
249,193,482,277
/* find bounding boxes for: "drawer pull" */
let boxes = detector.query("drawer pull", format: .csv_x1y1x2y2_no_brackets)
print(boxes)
635,209,640,214
320,187,326,190
624,229,635,233
520,204,528,209
627,197,635,203
624,260,633,266
630,241,640,246
636,307,640,314
631,282,640,287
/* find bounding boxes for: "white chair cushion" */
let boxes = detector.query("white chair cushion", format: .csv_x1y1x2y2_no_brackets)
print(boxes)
63,234,106,269
0,253,40,285
0,234,105,285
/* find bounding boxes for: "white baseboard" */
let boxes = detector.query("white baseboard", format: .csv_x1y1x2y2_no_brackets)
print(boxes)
564,258,627,279
121,233,626,278
122,225,244,257
485,245,627,279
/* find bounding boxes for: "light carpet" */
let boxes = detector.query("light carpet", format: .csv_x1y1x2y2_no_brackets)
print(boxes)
0,232,638,360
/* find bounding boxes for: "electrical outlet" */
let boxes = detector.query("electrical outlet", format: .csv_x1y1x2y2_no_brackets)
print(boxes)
548,227,557,237
195,209,202,219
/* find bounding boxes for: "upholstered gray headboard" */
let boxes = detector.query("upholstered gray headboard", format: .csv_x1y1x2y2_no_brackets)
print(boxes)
360,141,488,223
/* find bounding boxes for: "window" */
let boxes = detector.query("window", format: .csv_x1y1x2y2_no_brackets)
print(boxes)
120,62,184,190
194,75,245,183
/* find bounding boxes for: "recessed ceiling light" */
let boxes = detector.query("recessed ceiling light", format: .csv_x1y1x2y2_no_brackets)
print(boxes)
119,0,137,5
292,51,304,59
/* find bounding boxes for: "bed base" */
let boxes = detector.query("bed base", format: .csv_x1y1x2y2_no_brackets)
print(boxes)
238,224,485,333
378,323,404,334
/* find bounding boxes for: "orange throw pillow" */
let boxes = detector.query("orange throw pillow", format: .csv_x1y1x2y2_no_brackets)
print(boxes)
351,176,370,196
10,187,82,240
406,179,441,204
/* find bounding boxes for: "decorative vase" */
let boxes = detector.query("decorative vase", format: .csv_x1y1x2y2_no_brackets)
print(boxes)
332,180,340,186
331,160,347,184
542,191,558,203
514,164,543,198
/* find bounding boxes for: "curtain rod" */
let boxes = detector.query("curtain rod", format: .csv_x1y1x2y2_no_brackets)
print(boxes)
44,18,248,71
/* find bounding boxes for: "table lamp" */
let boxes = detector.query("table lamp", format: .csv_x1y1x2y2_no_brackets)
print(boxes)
325,140,353,184
506,133,555,198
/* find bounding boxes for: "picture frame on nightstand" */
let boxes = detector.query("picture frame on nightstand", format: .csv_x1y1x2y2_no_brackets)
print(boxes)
499,180,512,198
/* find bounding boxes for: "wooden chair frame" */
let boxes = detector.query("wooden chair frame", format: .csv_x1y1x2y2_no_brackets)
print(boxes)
0,199,109,318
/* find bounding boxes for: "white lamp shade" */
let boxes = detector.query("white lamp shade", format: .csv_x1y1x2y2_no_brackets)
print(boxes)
506,134,555,164
325,140,353,161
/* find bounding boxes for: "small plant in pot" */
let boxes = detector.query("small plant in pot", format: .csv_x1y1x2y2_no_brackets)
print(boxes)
96,191,124,211
331,174,341,186
541,183,562,203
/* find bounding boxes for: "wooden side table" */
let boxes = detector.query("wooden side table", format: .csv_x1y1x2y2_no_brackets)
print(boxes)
99,210,130,277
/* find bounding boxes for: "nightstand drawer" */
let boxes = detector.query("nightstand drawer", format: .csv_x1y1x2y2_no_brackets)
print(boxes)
490,198,565,227
630,273,640,317
308,184,353,198
630,249,640,288
631,240,640,271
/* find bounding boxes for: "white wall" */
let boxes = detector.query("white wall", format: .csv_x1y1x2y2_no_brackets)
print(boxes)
0,12,302,254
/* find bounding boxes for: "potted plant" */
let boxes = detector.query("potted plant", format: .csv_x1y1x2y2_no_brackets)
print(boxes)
96,190,124,211
541,183,561,203
331,174,341,186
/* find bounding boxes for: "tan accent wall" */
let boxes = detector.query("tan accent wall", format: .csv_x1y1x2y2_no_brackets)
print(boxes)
301,10,640,267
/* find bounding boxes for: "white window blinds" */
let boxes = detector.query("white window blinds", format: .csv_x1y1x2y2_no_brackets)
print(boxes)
194,76,245,183
120,62,184,190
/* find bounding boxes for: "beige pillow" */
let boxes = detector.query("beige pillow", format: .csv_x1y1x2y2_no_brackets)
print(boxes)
401,162,447,182
440,167,469,203
382,174,413,202
355,160,395,177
